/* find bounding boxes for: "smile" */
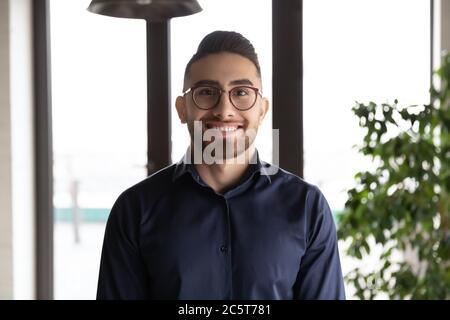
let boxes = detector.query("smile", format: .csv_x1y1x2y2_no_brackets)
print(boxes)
211,126,239,132
203,122,245,138
205,122,244,131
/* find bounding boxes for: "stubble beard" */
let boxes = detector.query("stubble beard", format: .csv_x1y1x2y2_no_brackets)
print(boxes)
187,120,258,165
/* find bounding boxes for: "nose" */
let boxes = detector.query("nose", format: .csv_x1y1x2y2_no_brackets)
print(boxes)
213,92,237,119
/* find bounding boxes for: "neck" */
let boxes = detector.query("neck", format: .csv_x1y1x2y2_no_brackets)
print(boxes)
194,144,257,194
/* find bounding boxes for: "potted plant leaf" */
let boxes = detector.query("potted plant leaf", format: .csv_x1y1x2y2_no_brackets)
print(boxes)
337,53,450,299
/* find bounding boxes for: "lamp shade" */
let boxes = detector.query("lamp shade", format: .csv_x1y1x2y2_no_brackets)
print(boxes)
87,0,202,21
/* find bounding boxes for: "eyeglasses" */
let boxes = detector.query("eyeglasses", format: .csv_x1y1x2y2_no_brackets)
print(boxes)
183,85,262,111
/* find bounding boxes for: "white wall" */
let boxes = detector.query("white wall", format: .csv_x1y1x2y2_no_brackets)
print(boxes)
10,0,35,300
0,0,35,300
0,0,14,300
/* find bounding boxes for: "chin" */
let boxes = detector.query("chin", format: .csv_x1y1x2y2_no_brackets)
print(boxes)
201,138,252,163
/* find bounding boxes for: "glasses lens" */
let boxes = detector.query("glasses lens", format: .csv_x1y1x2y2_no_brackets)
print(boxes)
193,86,220,109
230,86,257,110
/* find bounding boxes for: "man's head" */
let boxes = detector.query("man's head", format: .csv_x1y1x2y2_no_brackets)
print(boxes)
182,31,261,91
176,31,269,162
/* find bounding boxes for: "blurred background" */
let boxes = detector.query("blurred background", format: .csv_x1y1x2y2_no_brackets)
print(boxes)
0,0,448,300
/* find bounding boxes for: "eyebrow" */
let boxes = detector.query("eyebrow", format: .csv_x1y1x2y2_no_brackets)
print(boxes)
229,79,254,86
192,78,255,88
192,80,221,87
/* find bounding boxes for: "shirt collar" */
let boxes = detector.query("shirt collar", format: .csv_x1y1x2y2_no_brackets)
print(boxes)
172,147,272,184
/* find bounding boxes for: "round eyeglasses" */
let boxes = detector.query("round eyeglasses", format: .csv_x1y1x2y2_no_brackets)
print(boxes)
183,85,262,111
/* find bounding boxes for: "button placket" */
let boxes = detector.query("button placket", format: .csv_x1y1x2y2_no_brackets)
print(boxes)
221,197,233,298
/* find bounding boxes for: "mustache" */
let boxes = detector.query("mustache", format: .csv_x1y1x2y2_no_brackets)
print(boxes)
197,119,247,125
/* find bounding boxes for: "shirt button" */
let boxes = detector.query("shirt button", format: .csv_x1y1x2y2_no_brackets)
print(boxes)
220,245,228,253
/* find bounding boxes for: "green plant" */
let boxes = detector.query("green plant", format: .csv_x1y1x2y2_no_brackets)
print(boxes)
337,53,450,299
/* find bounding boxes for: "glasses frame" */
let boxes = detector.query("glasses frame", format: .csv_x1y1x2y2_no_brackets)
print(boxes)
183,85,263,111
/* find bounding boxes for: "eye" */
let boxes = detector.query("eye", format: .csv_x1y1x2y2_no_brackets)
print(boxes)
197,87,217,96
232,87,251,97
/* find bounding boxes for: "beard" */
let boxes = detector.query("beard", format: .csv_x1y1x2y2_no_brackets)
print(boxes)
187,120,258,164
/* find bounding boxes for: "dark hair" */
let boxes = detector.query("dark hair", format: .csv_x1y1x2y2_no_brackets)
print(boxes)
184,31,261,88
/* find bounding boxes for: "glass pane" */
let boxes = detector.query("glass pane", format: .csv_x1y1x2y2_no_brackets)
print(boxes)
303,0,430,298
50,0,147,299
170,0,273,163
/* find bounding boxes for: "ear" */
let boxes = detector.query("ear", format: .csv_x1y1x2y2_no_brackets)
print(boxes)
175,96,187,124
258,97,269,125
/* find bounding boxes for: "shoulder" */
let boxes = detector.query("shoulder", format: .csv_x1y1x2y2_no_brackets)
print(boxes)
113,164,178,211
106,164,179,229
260,161,331,221
264,164,336,243
125,163,176,194
262,161,323,198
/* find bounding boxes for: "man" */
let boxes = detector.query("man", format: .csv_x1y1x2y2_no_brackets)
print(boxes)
97,31,345,300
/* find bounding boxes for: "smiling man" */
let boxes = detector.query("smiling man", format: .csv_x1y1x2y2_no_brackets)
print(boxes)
97,31,345,300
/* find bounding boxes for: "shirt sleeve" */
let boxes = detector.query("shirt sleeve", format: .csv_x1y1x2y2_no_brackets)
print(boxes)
96,191,151,300
293,188,346,300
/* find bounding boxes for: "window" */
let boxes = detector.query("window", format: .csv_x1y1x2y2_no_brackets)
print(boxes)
304,0,430,211
303,0,431,298
50,0,147,299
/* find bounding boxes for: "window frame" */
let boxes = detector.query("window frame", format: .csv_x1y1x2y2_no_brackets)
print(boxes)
34,0,433,299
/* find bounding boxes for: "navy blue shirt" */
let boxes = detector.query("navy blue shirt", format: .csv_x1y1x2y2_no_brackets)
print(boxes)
97,151,345,300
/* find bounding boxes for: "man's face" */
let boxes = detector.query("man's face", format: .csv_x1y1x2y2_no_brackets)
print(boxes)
175,52,269,161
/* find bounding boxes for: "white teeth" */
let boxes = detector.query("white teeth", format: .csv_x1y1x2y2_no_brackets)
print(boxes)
212,126,238,132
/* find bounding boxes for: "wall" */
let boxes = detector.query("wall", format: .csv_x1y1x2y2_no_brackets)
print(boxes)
0,0,35,299
0,0,14,300
10,0,36,300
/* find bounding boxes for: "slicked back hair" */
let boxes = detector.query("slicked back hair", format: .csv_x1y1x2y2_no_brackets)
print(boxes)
183,31,261,90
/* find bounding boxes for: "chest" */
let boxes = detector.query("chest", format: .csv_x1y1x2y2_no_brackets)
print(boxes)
139,191,306,283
